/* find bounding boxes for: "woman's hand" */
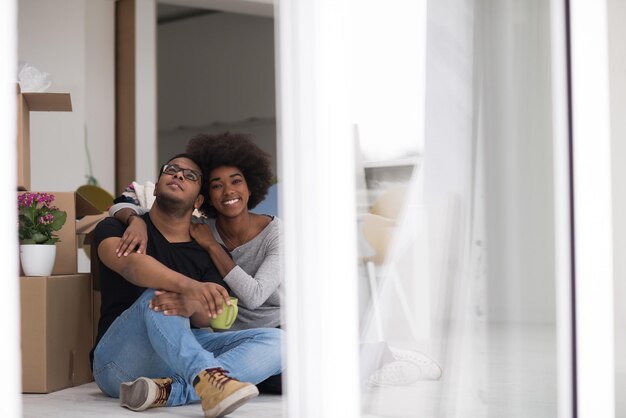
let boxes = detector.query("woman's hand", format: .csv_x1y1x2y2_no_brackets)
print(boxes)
190,221,239,281
181,281,231,318
116,215,148,257
190,223,218,249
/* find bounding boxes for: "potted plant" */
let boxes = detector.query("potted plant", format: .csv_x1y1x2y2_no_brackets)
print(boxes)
18,192,67,276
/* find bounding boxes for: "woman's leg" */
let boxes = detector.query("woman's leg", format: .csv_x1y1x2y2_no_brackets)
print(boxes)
256,374,283,394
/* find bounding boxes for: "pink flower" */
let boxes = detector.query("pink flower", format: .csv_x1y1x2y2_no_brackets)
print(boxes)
18,192,66,244
18,193,35,208
34,193,55,207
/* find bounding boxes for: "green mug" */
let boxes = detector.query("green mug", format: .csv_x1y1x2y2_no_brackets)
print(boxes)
210,297,238,330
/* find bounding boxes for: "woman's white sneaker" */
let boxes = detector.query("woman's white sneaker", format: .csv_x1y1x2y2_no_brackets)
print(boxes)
389,347,443,380
368,348,442,387
368,360,423,387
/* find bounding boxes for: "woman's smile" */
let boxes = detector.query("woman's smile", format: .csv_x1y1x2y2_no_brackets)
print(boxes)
223,197,241,206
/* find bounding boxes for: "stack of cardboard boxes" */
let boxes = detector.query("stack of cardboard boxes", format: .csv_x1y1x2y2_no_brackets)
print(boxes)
17,86,106,393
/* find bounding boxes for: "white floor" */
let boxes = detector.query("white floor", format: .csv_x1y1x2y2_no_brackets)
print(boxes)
359,322,558,418
22,382,284,418
22,323,561,418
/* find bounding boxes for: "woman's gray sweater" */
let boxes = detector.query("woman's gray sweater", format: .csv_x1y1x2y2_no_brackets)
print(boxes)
204,217,282,330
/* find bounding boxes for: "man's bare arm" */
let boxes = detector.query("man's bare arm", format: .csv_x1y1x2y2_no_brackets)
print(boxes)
98,236,229,317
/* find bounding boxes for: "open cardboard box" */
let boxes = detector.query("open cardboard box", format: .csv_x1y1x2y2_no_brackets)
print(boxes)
77,212,108,288
18,191,105,275
20,274,93,393
16,84,72,191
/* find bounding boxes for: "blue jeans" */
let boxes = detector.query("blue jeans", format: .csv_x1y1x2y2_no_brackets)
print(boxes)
93,289,283,406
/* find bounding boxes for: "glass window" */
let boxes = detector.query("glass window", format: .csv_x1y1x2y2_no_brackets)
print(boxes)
352,2,561,416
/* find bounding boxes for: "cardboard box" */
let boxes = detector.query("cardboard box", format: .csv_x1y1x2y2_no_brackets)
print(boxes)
18,192,102,275
17,85,72,190
20,274,93,393
77,212,108,288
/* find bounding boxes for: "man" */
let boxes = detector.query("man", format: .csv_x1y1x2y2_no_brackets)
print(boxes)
91,154,282,417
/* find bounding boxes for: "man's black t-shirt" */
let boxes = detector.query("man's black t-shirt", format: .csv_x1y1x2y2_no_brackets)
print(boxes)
91,213,228,363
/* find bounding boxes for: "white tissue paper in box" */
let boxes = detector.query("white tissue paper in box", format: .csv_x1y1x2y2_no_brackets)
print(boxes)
18,62,52,92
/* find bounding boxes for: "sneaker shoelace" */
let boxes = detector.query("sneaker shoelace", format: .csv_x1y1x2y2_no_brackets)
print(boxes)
205,368,240,392
153,379,172,407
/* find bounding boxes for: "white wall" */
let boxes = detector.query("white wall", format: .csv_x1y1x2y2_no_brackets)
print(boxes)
135,0,158,184
157,11,276,167
85,0,115,194
608,0,626,403
18,0,115,194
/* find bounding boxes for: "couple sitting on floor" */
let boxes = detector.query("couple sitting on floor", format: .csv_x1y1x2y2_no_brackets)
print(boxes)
91,132,442,418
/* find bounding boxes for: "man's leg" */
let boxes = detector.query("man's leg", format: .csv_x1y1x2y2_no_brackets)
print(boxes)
197,328,284,382
169,327,284,404
93,289,222,406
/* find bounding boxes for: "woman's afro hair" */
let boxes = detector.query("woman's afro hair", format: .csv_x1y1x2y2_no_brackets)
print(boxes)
186,132,274,218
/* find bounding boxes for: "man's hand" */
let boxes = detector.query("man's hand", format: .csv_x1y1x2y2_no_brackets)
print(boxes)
116,215,148,257
149,290,200,317
99,237,228,310
181,281,231,318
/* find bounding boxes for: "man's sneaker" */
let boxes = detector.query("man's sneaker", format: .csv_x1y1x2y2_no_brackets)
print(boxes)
368,348,443,387
120,377,172,411
194,368,259,418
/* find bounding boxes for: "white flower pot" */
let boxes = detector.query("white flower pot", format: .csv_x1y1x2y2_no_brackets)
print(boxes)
19,244,57,276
